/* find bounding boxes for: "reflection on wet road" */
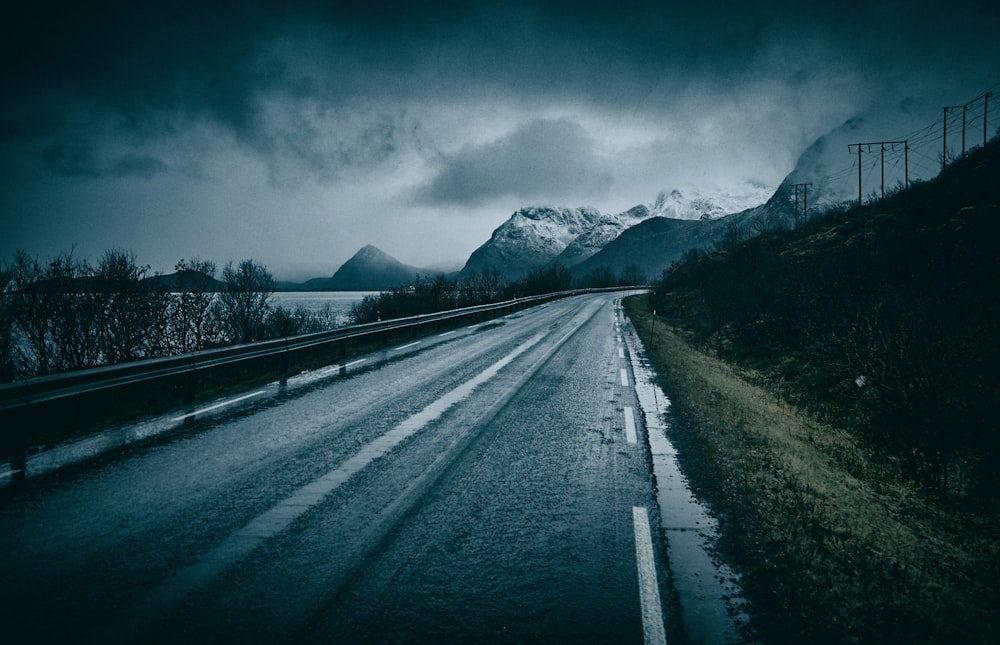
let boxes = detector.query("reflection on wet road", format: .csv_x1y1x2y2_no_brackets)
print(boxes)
0,292,745,643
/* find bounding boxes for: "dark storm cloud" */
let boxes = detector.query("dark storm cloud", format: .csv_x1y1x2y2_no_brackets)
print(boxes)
2,0,997,277
415,118,613,205
3,0,996,175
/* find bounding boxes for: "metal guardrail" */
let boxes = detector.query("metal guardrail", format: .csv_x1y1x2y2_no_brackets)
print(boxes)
0,287,644,412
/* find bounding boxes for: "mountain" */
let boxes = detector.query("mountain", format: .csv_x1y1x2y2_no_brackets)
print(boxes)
649,181,775,221
458,183,772,281
326,245,427,291
458,206,605,280
570,186,797,282
569,92,976,281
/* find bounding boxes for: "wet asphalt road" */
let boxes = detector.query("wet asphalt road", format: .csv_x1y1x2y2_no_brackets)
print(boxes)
0,293,674,643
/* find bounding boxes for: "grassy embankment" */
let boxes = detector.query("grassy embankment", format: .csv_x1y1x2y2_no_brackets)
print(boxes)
624,292,998,642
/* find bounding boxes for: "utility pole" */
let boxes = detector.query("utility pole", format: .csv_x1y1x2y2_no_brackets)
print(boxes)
962,103,968,157
985,92,992,147
791,182,812,226
943,105,963,169
943,106,948,170
849,140,907,203
849,143,863,205
880,142,885,200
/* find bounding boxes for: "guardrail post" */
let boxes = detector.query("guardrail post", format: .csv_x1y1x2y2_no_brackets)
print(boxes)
186,357,198,403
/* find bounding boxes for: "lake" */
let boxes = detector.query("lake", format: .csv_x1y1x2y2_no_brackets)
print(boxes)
270,291,379,326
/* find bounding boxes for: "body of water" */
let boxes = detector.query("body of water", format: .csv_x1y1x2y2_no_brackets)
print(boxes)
271,291,378,326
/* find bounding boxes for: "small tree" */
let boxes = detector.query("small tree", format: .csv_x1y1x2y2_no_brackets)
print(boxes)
619,264,646,287
11,250,100,374
168,258,220,353
219,259,275,344
579,266,616,289
0,259,16,381
94,248,169,364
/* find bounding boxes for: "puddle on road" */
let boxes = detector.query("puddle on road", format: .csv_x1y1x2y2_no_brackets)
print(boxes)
622,319,751,644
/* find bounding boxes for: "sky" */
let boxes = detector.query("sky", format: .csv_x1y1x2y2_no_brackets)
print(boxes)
2,1,998,281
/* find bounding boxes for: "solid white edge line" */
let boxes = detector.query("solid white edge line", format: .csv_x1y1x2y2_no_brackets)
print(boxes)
171,390,267,422
624,406,637,444
633,505,668,645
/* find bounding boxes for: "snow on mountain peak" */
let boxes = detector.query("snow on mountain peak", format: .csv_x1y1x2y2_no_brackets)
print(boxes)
460,181,773,279
649,181,774,221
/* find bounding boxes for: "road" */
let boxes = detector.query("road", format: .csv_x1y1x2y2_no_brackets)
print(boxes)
0,292,680,643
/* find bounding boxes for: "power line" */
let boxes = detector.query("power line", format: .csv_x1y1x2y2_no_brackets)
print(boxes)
791,82,998,212
848,140,908,204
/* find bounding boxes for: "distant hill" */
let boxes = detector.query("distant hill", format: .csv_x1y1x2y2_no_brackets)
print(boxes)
146,269,226,292
276,245,435,291
327,245,427,290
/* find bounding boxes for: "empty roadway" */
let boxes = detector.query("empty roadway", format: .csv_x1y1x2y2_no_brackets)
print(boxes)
0,292,681,643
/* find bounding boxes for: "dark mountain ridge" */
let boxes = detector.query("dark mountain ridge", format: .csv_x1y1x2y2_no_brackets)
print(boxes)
277,244,436,291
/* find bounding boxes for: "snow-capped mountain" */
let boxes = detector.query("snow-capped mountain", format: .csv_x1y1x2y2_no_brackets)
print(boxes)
649,181,775,221
459,206,607,279
458,184,773,279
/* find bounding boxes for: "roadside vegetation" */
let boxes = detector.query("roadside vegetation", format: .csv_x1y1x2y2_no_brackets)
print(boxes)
0,251,337,383
0,244,646,384
624,138,999,643
348,263,646,324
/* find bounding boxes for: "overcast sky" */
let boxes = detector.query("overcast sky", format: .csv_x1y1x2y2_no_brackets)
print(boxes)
2,1,997,280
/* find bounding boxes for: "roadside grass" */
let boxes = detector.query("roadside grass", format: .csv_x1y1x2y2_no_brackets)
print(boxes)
624,295,999,644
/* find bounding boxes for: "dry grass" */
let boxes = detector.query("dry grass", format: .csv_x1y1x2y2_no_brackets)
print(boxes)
624,296,999,644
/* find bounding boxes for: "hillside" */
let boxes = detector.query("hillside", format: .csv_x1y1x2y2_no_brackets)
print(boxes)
632,136,1000,643
327,245,427,290
571,186,797,281
458,184,773,281
656,136,1000,494
276,245,431,291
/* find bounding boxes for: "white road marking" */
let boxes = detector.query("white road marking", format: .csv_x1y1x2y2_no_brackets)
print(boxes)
438,330,456,337
394,341,421,351
111,333,546,637
633,506,668,645
344,359,365,368
624,406,637,444
618,345,625,359
171,391,267,422
620,368,629,387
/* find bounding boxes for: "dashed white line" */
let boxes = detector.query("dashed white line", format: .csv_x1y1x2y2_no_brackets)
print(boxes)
623,406,637,444
110,332,546,638
438,330,456,337
171,390,267,422
620,368,629,387
633,506,668,645
394,341,421,351
618,345,625,359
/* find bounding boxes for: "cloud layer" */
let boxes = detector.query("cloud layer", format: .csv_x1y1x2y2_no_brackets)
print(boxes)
1,1,997,277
